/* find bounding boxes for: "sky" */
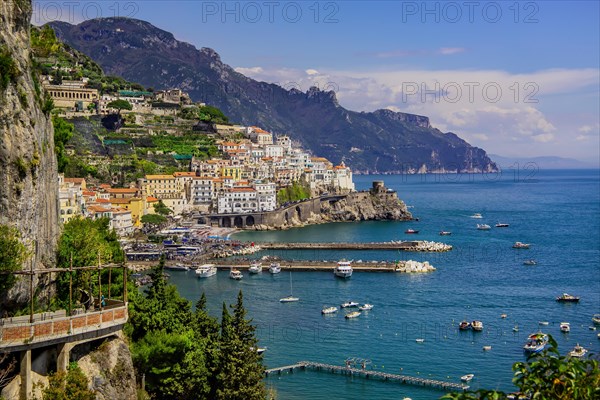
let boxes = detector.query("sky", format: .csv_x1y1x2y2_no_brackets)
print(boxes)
32,0,600,163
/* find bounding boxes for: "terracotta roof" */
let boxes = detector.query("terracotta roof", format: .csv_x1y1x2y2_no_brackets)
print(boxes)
193,176,214,181
83,191,96,196
64,178,85,184
146,196,159,202
173,172,196,177
110,198,135,204
100,184,111,189
231,187,256,193
108,188,138,194
96,198,110,203
87,205,111,213
146,174,175,180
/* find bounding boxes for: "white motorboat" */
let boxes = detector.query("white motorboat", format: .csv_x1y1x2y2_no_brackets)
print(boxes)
569,343,588,358
560,322,570,332
482,346,492,351
593,314,600,325
472,320,484,331
470,213,483,219
341,301,359,308
229,269,243,280
495,223,509,228
513,242,531,249
279,272,299,303
195,264,217,278
476,224,491,230
334,260,353,278
256,347,267,354
538,321,549,326
269,263,281,274
345,311,361,319
461,374,475,382
523,332,548,353
248,262,262,274
321,306,338,315
415,338,425,343
166,263,189,271
359,304,373,311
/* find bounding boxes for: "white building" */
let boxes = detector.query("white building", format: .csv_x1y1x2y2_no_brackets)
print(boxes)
191,176,214,205
217,187,258,214
265,145,284,159
254,182,277,211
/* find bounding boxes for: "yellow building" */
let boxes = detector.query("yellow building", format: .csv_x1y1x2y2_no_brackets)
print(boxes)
221,166,242,181
109,198,144,227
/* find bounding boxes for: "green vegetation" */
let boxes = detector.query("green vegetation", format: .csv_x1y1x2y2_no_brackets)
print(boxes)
0,225,29,298
107,99,133,112
42,363,96,400
52,115,74,173
277,181,311,204
150,133,219,159
54,218,125,310
127,257,266,399
180,105,229,124
441,336,600,399
140,214,167,227
153,200,173,216
0,46,20,91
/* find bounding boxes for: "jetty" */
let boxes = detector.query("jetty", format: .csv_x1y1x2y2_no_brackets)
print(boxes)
258,241,452,252
264,361,468,392
208,260,435,273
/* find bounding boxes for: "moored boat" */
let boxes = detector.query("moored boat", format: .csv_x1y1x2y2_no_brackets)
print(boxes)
321,306,338,315
470,213,483,219
334,260,353,278
415,338,425,343
568,343,587,358
560,322,570,332
459,321,471,330
405,228,419,234
593,314,600,325
166,263,189,271
556,293,580,302
512,242,530,249
439,231,452,236
495,223,509,227
248,262,262,274
461,374,475,382
229,269,243,280
195,264,217,278
523,332,548,353
482,345,492,351
279,271,299,302
359,304,373,311
476,224,491,230
269,263,281,274
345,311,361,319
341,301,359,308
523,259,537,266
472,320,484,331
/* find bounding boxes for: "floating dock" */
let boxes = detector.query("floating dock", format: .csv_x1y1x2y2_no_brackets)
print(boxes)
264,361,469,392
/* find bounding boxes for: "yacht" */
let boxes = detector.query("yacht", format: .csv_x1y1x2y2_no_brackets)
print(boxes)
359,304,374,311
345,311,361,319
512,242,531,249
321,306,338,315
340,301,359,308
470,213,483,219
248,262,262,274
195,264,217,278
472,320,484,331
556,293,580,303
569,344,588,358
279,272,299,302
560,322,570,333
229,269,243,280
477,224,491,230
523,332,548,353
334,260,353,279
495,223,509,228
269,263,281,274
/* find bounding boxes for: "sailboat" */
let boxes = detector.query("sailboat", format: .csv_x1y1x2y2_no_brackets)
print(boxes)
280,272,299,302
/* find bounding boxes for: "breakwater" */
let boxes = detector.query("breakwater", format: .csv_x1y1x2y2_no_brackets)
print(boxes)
258,241,452,252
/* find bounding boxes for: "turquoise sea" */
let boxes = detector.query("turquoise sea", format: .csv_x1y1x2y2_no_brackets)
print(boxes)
168,169,600,399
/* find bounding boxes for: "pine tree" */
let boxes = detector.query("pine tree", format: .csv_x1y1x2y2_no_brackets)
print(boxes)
146,253,166,301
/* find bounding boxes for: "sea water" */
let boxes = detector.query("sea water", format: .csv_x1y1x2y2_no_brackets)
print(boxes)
168,169,600,400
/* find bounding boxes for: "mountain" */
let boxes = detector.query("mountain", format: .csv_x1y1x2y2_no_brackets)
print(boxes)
49,18,497,173
489,154,598,170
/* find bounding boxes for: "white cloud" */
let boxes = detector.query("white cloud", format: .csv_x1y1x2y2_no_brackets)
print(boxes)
305,69,319,76
438,47,465,55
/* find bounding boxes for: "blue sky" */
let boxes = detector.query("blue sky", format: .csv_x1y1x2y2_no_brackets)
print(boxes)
33,1,600,163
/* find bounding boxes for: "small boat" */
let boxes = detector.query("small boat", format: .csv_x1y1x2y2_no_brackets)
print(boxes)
461,374,475,382
482,346,492,351
538,321,549,326
471,320,484,331
500,314,507,319
248,262,262,274
523,259,537,266
359,304,373,311
559,322,570,333
589,326,596,331
459,321,471,330
513,325,519,332
229,269,243,280
334,260,353,279
345,311,361,319
568,343,588,358
321,306,338,315
470,213,483,219
439,231,452,236
341,301,359,308
556,293,580,303
593,314,600,325
405,229,419,234
477,224,491,230
495,223,509,227
269,263,281,274
512,242,530,249
165,263,189,271
280,272,299,302
256,347,267,355
415,338,425,343
523,332,548,353
195,264,217,278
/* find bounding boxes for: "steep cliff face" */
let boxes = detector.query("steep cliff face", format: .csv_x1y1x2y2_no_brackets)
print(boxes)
319,191,413,222
0,0,59,307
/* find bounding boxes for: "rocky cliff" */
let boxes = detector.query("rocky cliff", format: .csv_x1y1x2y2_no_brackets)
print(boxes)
0,0,59,308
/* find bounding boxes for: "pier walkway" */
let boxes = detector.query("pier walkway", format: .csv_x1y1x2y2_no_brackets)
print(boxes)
258,241,452,252
265,361,469,392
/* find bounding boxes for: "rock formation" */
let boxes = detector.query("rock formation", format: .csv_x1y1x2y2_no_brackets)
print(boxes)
0,0,60,308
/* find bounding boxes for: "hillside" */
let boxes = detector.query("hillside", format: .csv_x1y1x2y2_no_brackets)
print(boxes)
49,18,497,173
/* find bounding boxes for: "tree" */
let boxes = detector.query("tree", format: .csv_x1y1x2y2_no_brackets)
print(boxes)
153,200,173,216
141,213,167,227
106,99,133,113
42,363,96,400
441,336,600,399
0,225,28,298
52,115,74,173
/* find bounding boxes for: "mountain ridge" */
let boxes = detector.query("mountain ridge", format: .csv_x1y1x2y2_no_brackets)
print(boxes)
49,17,497,173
